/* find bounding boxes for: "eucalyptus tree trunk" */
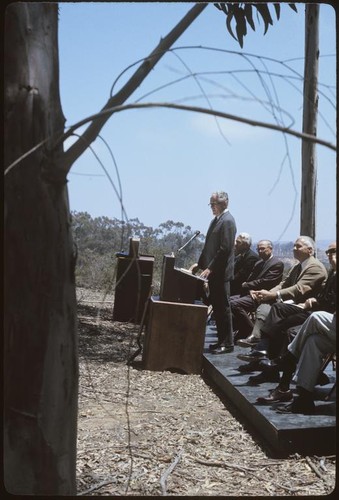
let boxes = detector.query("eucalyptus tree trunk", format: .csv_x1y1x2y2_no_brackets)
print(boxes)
4,3,78,494
300,4,319,240
3,2,208,494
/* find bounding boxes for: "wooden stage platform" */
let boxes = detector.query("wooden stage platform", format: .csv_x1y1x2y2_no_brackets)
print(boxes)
202,324,336,457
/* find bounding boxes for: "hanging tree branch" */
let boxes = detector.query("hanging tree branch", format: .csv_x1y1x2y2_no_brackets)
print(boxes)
62,101,336,153
6,100,335,178
8,2,334,180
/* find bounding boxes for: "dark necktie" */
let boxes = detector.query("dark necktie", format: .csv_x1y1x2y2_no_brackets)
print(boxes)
291,263,302,285
248,259,265,280
206,217,218,241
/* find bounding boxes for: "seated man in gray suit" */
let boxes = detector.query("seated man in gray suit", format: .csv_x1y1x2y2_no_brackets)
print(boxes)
230,240,284,344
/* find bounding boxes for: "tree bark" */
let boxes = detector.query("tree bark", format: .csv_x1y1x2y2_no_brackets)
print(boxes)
4,3,78,494
300,4,319,240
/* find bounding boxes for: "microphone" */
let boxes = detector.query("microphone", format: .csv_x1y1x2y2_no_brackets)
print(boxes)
177,230,200,254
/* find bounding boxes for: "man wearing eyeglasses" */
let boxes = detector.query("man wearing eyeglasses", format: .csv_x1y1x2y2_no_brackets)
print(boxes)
197,191,237,354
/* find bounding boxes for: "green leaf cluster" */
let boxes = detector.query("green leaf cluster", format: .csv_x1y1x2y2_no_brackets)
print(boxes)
214,2,297,48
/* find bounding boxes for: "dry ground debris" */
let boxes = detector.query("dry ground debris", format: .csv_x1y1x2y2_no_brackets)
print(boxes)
76,288,336,496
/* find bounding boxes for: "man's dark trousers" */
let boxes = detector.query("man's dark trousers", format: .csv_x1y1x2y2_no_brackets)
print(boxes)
209,276,233,347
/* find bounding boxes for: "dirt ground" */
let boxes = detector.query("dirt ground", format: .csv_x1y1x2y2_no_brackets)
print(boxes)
75,288,336,496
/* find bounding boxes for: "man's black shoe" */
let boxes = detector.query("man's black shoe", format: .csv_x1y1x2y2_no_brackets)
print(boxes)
237,360,261,373
275,397,315,414
247,369,280,386
265,352,297,371
209,342,220,351
236,335,260,348
259,358,275,368
259,358,281,369
256,387,293,404
210,345,234,354
237,349,268,362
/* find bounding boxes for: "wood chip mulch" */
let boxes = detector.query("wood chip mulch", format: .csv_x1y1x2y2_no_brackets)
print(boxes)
75,288,336,496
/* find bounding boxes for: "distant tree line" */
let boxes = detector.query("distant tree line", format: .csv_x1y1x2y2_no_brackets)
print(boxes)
71,211,329,292
71,211,204,291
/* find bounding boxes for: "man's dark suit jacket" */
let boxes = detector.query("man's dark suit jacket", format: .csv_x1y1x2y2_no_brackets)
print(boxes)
240,256,284,296
316,269,336,313
198,211,237,281
230,248,259,295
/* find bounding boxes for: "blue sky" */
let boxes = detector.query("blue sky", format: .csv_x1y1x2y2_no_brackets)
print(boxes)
58,2,336,243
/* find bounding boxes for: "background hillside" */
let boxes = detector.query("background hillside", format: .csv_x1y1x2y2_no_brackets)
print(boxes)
71,211,332,293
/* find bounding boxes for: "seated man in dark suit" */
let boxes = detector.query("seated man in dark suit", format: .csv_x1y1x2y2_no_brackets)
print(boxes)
230,233,259,296
230,240,284,343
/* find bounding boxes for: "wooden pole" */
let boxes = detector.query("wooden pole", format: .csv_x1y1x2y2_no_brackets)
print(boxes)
300,4,319,240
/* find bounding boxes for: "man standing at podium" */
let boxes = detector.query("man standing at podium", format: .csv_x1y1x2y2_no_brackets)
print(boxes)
198,191,237,354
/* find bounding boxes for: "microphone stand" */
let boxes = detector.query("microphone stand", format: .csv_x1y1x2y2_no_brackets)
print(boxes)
176,231,200,255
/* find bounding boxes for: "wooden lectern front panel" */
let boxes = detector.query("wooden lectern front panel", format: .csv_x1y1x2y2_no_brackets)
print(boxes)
143,297,208,374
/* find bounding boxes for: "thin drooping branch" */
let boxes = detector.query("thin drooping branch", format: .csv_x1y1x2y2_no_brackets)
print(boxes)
6,100,335,178
60,2,208,170
62,101,336,151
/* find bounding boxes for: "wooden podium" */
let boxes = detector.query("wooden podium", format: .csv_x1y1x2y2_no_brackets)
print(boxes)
112,239,154,323
142,297,208,374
